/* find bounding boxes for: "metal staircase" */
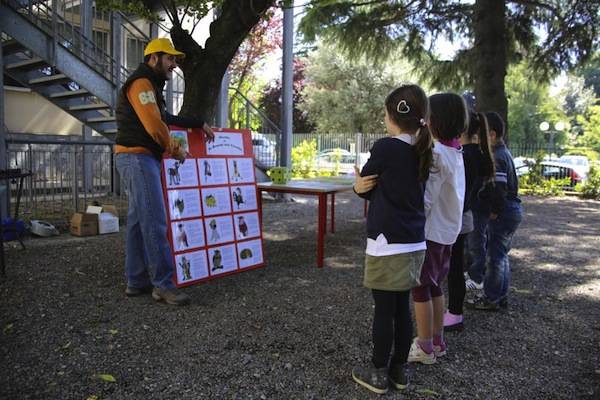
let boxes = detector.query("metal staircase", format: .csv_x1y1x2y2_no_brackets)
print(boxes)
1,0,136,139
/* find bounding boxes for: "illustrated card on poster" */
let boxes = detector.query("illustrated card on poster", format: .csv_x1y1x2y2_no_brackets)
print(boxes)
204,215,235,246
234,211,260,240
168,189,202,220
228,158,255,184
206,132,244,155
207,244,238,276
170,130,190,153
237,239,264,269
171,219,205,252
230,185,257,212
201,187,232,216
175,250,209,283
164,158,198,188
198,158,228,186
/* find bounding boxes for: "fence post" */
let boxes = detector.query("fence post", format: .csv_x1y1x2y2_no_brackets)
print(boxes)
355,132,362,168
71,147,78,211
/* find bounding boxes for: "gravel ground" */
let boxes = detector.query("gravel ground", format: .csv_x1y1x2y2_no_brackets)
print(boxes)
1,194,599,400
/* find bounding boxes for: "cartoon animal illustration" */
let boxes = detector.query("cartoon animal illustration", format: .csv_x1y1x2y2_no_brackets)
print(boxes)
232,187,245,209
211,250,223,272
203,160,212,180
175,223,189,248
238,216,248,237
209,219,220,242
179,256,192,281
240,248,253,259
167,161,181,185
231,160,242,181
205,194,217,207
173,198,185,214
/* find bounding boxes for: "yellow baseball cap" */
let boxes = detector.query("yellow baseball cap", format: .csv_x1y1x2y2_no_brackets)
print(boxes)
144,38,185,57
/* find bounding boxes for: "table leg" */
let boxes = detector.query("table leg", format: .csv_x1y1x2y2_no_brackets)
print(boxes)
330,193,335,233
317,193,326,268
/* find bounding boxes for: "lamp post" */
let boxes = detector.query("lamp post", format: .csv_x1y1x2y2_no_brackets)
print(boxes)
539,121,565,159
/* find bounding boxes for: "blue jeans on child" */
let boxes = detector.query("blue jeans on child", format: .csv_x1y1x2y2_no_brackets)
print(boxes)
116,153,175,290
483,201,522,303
467,210,490,284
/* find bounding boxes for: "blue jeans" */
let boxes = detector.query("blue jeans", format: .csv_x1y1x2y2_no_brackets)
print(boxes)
483,201,522,302
116,153,175,289
467,210,490,284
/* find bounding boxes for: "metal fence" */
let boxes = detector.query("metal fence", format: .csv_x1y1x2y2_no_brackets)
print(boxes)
6,138,126,229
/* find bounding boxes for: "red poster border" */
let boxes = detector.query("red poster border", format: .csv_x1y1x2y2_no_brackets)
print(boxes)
161,127,265,287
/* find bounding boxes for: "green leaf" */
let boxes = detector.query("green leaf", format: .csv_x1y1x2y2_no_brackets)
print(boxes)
97,374,117,383
3,323,14,333
86,396,99,400
109,329,118,335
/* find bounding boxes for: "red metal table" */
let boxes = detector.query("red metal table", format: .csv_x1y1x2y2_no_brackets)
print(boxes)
257,181,353,268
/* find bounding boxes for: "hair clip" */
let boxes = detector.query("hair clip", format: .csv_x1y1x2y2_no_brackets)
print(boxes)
419,118,427,127
396,100,410,114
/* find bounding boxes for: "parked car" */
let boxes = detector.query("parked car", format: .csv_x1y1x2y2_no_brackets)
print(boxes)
315,148,369,175
517,161,587,188
558,155,590,174
252,133,277,168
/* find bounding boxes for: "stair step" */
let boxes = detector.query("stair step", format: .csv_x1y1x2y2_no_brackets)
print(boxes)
87,116,116,123
49,89,89,98
29,74,70,85
2,40,25,56
6,57,47,71
69,103,110,111
103,129,118,135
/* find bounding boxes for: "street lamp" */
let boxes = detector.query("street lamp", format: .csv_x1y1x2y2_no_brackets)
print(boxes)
539,121,565,159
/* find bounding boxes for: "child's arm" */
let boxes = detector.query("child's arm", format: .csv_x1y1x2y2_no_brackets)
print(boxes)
424,150,445,217
489,156,508,218
354,140,385,199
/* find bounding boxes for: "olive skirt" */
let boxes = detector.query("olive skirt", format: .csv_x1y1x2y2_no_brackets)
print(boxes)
363,250,426,291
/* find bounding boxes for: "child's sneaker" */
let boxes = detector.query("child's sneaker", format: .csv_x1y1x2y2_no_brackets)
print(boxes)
407,338,436,365
433,341,447,358
466,295,499,311
443,311,464,332
352,364,389,394
388,363,411,390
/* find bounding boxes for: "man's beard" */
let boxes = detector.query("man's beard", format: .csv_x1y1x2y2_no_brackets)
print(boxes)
154,58,170,80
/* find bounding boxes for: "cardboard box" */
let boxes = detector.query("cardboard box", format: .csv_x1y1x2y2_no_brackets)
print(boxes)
86,204,120,234
70,212,98,236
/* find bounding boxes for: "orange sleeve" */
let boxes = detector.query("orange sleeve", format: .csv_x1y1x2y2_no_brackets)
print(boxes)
126,78,174,153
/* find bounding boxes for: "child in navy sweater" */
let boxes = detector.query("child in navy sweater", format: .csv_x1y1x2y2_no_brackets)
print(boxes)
444,111,495,331
352,84,433,394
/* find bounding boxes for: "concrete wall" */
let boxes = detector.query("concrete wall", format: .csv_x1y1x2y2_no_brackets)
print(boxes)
4,86,83,135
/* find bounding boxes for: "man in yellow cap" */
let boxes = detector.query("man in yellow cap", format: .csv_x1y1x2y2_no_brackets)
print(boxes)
114,37,214,306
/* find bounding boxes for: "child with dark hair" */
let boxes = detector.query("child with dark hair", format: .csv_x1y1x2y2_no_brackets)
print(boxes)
466,112,522,311
408,93,466,365
444,111,495,331
351,84,433,394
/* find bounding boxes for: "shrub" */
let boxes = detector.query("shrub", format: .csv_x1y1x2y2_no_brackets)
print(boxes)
579,166,600,200
291,139,318,178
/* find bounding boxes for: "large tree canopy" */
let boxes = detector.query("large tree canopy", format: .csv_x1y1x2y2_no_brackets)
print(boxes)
299,0,599,139
101,0,278,121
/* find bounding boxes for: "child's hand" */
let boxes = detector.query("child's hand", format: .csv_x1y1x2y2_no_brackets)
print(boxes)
353,166,378,193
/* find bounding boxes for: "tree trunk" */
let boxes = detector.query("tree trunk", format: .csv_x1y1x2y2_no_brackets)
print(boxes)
169,0,275,123
473,0,509,140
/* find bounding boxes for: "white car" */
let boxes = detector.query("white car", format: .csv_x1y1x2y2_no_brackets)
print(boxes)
558,155,590,174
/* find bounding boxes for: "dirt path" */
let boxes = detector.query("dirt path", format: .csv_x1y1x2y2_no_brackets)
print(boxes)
1,194,598,399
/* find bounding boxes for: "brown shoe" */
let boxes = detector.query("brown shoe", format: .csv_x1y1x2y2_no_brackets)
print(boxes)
125,285,154,297
152,287,191,306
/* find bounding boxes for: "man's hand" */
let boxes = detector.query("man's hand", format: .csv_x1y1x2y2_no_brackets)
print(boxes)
489,212,498,220
171,143,187,162
353,166,378,194
202,122,215,143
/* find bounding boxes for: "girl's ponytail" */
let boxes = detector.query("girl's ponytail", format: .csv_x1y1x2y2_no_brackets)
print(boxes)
477,112,495,180
415,126,433,182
